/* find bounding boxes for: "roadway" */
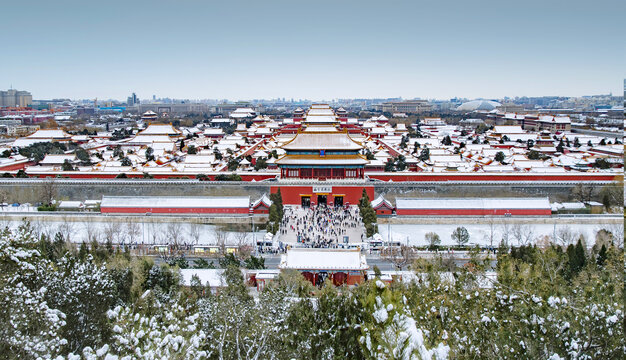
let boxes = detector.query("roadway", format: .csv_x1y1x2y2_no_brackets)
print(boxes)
571,127,623,138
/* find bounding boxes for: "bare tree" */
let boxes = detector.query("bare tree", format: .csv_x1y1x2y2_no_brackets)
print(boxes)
499,222,511,247
103,221,118,244
39,221,56,241
483,216,497,247
58,217,75,243
511,223,535,246
166,222,184,247
34,221,55,239
234,231,249,248
571,184,594,203
0,189,9,205
382,245,414,270
40,178,57,205
597,223,624,248
82,220,99,243
214,228,230,254
555,226,577,247
187,222,202,245
125,221,141,244
149,224,162,245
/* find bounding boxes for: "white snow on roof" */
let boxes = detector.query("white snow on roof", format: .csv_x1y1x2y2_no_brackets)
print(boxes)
493,126,524,134
40,154,76,164
371,195,393,209
396,197,550,210
184,155,215,164
252,194,272,208
281,131,363,151
58,201,83,209
180,269,226,287
27,129,71,138
279,249,368,270
139,124,181,135
204,128,224,135
276,157,368,165
101,196,250,209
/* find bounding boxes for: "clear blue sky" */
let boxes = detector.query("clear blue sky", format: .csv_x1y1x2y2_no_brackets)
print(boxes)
2,0,624,101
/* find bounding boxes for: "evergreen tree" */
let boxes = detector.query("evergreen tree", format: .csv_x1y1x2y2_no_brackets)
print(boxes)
395,155,407,171
399,135,408,149
495,151,505,164
384,158,395,172
596,244,607,267
62,159,74,171
145,147,155,161
358,189,378,238
574,137,581,147
556,139,564,153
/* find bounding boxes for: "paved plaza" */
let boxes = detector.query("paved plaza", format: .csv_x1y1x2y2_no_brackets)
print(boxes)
277,205,365,246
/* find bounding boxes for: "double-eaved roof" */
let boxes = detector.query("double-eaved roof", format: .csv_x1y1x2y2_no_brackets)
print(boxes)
281,130,364,151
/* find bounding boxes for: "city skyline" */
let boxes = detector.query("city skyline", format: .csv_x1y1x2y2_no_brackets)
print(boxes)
2,0,624,100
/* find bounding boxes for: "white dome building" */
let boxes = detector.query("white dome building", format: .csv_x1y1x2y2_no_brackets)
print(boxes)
456,100,501,112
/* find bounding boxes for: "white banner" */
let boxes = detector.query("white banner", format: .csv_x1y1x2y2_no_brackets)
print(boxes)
312,186,332,193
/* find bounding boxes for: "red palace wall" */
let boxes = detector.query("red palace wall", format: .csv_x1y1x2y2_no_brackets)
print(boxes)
101,207,249,214
396,208,551,216
271,185,374,206
0,161,33,171
375,208,393,215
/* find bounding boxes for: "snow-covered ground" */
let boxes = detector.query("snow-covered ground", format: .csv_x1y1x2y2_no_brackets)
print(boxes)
1,218,267,246
378,220,622,247
1,215,621,248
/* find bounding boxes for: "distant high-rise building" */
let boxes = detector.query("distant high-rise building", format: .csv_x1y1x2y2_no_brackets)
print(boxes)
0,88,32,107
126,92,139,106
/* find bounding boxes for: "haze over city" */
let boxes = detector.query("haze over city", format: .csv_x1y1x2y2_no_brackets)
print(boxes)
2,0,624,100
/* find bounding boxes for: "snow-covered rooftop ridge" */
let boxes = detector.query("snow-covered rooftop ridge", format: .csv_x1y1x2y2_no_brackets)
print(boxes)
101,196,251,209
396,197,551,210
26,129,71,138
138,124,182,135
279,248,368,271
180,269,226,287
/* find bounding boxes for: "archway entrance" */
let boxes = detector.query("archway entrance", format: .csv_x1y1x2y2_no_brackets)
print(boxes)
334,196,344,207
301,196,311,208
317,194,327,206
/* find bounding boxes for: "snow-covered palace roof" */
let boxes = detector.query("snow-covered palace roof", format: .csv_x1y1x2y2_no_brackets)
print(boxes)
396,197,550,210
101,196,251,209
279,249,368,271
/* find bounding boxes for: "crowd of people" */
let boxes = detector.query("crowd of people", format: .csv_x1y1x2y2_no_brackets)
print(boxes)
279,204,364,248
